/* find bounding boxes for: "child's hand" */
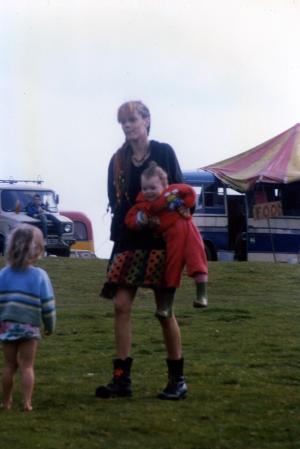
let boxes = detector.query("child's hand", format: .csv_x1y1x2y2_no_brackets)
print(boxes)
168,197,184,210
164,189,184,210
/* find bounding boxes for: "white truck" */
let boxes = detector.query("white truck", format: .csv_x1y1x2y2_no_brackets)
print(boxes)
0,179,75,256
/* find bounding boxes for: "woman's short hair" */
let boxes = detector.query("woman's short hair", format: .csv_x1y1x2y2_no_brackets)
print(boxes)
117,101,151,134
6,224,45,270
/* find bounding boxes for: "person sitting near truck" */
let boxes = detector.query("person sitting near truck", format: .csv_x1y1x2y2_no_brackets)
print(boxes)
26,194,48,238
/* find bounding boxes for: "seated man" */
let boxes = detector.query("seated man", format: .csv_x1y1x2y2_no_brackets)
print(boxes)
26,194,48,238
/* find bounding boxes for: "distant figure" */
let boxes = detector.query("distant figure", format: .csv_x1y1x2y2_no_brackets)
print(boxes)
125,161,208,311
0,225,56,411
26,194,48,237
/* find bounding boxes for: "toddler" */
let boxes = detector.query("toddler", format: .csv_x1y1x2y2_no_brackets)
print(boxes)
0,225,56,411
125,161,208,317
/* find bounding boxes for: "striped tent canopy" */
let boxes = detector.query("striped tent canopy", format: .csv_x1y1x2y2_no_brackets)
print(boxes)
203,123,300,192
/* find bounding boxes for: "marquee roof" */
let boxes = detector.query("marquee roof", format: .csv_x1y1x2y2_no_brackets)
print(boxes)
203,123,300,191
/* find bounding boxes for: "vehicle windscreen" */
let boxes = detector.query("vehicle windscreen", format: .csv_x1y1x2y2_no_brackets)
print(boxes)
1,190,58,213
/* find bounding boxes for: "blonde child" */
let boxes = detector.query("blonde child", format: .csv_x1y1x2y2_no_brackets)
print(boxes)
125,161,208,318
0,225,56,411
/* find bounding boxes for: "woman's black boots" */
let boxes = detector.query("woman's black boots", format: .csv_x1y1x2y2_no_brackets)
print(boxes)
158,358,188,400
95,357,133,398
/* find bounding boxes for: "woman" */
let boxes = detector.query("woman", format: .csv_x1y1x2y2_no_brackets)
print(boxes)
96,101,186,400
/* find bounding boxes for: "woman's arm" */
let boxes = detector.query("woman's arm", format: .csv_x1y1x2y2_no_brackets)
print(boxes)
107,156,117,213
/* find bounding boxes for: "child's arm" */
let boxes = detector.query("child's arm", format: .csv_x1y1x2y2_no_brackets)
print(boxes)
125,204,150,230
40,271,56,335
42,297,56,335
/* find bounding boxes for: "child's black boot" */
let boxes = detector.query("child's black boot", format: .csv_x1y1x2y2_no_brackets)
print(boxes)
95,357,133,398
193,282,208,308
158,358,188,400
154,287,175,319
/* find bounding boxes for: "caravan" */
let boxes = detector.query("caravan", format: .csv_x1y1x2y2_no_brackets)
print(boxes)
184,124,300,262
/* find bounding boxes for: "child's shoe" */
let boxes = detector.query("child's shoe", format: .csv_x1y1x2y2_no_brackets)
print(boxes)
193,282,208,308
193,297,208,308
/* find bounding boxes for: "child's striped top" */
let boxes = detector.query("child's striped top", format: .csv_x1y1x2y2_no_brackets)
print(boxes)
0,266,56,334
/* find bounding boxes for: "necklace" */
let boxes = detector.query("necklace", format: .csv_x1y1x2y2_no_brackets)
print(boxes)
131,149,150,166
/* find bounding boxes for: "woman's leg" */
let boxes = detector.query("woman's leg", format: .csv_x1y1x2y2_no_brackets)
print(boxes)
159,316,182,360
154,288,182,359
17,339,38,411
113,287,136,359
95,287,136,398
154,288,187,400
2,342,18,410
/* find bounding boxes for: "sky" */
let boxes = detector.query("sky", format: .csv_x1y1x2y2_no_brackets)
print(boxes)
1,0,300,258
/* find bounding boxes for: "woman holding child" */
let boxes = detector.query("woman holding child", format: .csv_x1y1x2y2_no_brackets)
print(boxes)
97,100,205,400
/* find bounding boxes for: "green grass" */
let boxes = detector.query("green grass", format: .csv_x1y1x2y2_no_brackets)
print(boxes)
0,257,300,449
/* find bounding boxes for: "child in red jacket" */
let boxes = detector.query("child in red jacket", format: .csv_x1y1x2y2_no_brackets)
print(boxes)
125,161,208,316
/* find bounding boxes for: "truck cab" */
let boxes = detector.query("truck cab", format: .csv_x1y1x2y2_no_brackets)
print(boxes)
0,179,75,256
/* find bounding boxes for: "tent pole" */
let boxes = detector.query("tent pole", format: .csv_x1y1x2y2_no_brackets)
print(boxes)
267,217,277,262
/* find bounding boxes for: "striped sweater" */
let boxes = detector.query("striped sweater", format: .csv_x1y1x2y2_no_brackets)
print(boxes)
0,266,56,334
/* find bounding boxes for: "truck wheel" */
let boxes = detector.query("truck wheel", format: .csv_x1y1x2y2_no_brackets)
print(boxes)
57,248,71,257
47,248,70,257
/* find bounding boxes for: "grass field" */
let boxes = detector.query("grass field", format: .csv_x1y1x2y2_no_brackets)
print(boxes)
0,257,300,449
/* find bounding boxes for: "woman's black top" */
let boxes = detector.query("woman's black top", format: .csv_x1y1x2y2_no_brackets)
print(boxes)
108,140,183,253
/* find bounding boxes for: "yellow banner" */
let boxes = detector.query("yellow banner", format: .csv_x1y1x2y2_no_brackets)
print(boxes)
253,201,282,220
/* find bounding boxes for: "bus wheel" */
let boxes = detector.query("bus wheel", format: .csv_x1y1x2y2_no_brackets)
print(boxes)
0,235,4,256
204,243,216,261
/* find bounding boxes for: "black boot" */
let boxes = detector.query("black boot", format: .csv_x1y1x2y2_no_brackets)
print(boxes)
158,358,188,400
95,357,133,398
154,288,176,319
193,282,208,308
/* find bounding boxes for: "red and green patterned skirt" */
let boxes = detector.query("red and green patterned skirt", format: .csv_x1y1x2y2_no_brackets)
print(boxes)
101,249,166,298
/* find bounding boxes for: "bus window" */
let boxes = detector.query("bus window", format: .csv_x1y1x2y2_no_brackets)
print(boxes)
203,184,225,213
193,186,203,211
281,182,300,216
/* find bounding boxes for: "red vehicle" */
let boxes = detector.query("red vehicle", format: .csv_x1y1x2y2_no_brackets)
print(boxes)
60,211,95,257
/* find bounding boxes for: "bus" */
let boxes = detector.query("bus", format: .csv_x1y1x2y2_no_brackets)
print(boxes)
183,170,300,262
60,211,96,258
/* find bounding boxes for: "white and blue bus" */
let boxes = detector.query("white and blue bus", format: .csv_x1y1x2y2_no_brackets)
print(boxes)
183,170,300,262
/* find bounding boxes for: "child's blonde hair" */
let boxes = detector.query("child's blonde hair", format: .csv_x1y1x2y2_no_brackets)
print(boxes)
6,225,45,270
142,161,168,188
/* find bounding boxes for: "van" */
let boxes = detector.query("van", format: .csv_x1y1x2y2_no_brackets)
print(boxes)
0,179,75,256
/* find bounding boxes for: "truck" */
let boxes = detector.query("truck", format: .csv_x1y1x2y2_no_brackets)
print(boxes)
0,179,75,257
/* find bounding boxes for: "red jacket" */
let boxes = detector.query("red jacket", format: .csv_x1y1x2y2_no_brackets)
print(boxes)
125,183,196,232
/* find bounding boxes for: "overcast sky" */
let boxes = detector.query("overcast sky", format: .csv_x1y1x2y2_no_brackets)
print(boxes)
1,0,300,257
